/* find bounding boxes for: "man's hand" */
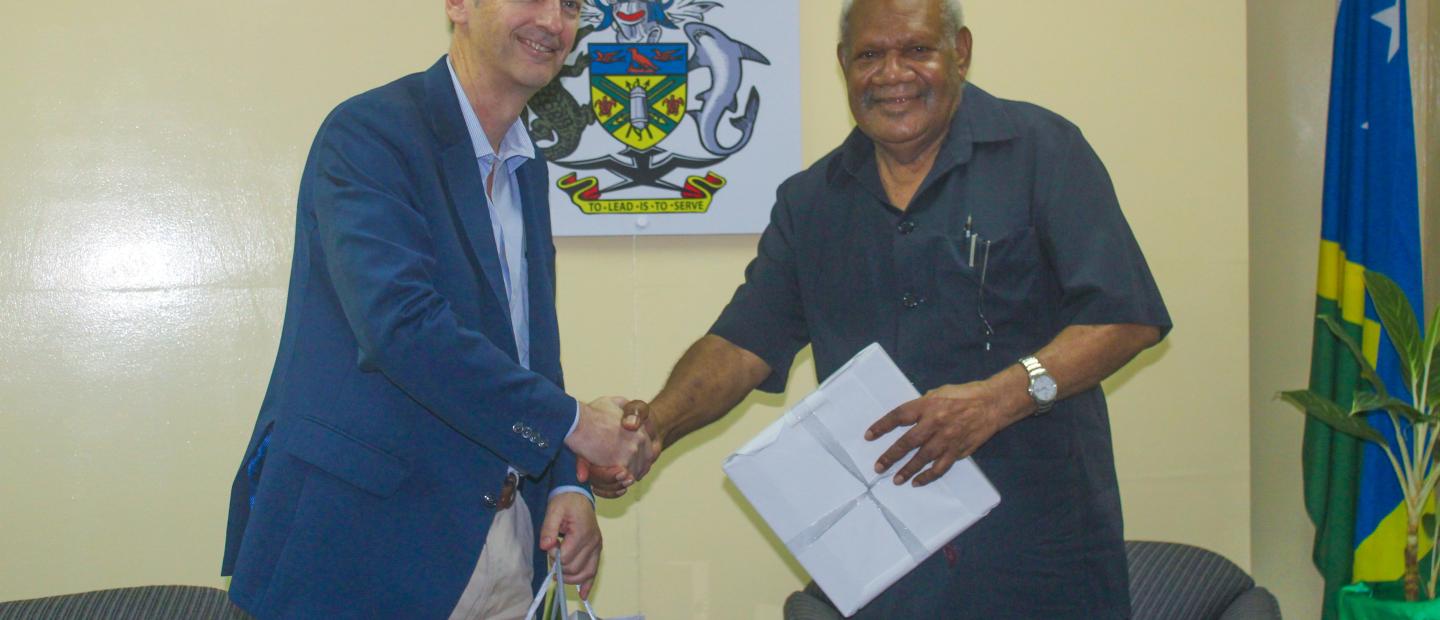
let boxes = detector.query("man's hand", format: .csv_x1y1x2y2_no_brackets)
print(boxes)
579,400,659,499
576,336,770,498
865,380,1016,487
538,492,601,599
564,397,654,485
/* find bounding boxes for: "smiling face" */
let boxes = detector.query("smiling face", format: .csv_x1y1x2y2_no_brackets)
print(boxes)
839,0,971,153
454,0,582,94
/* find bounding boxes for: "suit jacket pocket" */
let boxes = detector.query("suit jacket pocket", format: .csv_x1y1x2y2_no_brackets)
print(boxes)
275,415,409,498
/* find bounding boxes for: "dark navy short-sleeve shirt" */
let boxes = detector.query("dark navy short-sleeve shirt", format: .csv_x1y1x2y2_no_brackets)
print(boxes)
710,84,1170,618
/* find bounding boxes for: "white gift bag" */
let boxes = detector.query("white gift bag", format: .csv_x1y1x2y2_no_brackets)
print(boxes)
525,551,643,620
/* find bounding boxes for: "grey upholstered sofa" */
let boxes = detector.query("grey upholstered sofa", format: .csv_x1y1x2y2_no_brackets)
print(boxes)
0,585,248,620
1126,540,1282,619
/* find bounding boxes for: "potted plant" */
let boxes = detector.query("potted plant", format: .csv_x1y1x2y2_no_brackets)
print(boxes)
1282,271,1439,607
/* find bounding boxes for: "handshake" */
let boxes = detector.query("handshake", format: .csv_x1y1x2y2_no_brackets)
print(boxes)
562,397,661,498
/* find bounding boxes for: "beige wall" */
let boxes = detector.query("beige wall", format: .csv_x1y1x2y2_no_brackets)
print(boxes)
1246,3,1333,618
0,1,1252,617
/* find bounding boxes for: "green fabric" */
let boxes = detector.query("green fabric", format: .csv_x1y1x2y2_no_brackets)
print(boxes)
1338,582,1440,619
1306,296,1366,619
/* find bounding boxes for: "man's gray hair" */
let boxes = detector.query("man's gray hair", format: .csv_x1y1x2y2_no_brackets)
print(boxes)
838,0,964,54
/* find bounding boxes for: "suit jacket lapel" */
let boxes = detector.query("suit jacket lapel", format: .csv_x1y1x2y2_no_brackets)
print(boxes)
441,145,510,316
424,58,514,346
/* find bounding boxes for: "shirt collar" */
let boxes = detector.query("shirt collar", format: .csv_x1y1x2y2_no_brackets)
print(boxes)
446,55,536,167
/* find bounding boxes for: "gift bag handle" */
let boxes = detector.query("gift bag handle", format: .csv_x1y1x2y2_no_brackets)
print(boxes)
525,549,600,620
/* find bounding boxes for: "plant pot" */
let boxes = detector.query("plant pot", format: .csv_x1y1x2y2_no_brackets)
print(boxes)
1339,582,1440,619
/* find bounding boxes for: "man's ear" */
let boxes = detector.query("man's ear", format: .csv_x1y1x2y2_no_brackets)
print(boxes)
445,0,472,31
954,27,973,80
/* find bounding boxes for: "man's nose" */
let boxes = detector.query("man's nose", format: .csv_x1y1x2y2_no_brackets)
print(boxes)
876,51,915,83
535,0,563,32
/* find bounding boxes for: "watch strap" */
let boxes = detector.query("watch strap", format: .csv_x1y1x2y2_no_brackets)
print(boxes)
1019,356,1055,414
1020,356,1045,377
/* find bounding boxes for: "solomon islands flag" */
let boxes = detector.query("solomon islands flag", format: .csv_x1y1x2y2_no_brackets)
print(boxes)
1304,0,1426,617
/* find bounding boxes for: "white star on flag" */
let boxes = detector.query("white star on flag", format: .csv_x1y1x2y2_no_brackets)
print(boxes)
1372,2,1401,62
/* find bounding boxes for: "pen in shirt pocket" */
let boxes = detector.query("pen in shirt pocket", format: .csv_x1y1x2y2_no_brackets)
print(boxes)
964,215,979,267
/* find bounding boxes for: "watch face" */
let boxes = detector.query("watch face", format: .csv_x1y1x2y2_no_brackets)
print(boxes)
1032,375,1059,402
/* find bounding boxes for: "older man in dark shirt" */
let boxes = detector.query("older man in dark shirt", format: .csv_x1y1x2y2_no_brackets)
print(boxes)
589,0,1170,616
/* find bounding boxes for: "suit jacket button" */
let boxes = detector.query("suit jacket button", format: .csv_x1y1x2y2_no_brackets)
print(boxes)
537,440,548,449
512,423,524,434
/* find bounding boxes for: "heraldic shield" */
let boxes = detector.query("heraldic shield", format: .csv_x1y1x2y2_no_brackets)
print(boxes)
589,43,688,151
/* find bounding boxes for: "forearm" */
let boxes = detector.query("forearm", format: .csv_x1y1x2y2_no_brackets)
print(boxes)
986,323,1162,426
649,335,772,450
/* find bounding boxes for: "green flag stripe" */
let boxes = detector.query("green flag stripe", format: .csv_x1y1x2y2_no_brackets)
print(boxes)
1305,294,1364,618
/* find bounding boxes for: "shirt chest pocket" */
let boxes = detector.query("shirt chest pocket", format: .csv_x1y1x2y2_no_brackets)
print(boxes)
931,226,1060,353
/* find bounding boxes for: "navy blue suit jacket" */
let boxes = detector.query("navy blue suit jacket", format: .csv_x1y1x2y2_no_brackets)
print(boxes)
222,57,583,618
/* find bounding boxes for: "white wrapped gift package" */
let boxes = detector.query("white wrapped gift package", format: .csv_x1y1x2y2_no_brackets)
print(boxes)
722,343,1001,617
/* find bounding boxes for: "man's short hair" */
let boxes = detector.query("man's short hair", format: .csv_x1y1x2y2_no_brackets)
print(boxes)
837,0,964,57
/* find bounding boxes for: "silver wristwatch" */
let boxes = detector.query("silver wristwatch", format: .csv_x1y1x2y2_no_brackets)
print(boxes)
1020,356,1058,414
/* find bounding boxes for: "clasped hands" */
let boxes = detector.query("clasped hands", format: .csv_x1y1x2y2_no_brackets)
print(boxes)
563,396,660,495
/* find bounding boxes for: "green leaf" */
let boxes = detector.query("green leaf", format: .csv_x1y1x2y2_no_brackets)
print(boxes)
1426,303,1439,411
1351,391,1385,414
1365,271,1422,391
1350,391,1424,424
1280,390,1387,445
1429,344,1439,411
1427,512,1437,536
1319,314,1389,399
1376,396,1426,424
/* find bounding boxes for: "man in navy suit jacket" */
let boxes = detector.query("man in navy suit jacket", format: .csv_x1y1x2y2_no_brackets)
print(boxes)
221,1,653,617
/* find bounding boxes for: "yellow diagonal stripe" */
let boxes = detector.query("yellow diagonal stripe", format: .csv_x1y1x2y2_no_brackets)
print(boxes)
1319,240,1342,301
1343,262,1367,325
1363,319,1382,366
1316,241,1368,325
1354,497,1436,581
